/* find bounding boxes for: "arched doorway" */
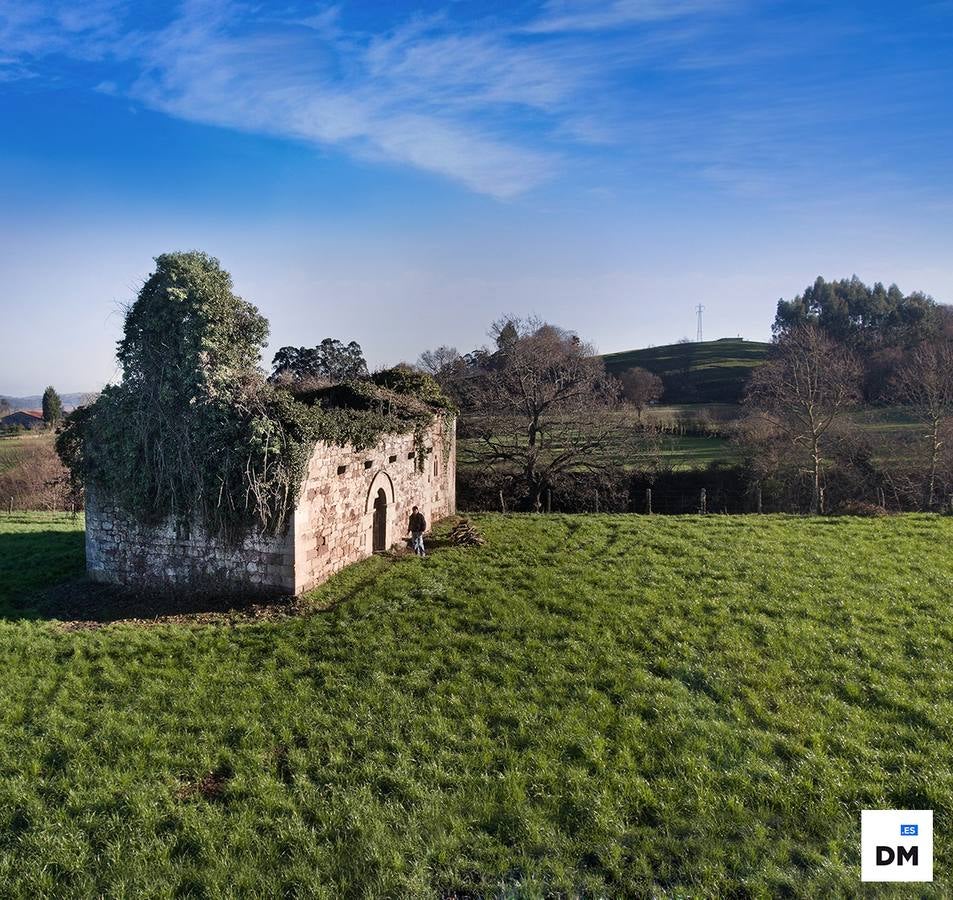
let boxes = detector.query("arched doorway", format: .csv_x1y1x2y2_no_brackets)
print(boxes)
372,488,387,552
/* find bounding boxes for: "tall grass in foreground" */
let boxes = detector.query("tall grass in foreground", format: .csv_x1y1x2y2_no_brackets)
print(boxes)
0,512,951,896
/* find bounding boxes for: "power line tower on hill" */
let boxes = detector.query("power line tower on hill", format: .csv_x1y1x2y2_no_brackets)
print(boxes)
696,304,704,343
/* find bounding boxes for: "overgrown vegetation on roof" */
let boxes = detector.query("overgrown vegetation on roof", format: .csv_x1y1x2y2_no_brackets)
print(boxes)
56,252,453,539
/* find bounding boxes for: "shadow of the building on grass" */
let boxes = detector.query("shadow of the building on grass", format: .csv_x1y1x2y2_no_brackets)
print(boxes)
3,523,463,627
28,579,310,628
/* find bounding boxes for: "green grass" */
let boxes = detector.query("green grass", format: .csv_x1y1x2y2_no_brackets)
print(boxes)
603,338,770,403
1,511,952,896
649,434,737,467
459,432,736,473
0,434,32,474
0,512,86,614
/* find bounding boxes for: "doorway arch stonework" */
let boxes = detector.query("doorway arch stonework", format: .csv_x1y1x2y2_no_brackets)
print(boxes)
364,470,396,552
372,488,387,551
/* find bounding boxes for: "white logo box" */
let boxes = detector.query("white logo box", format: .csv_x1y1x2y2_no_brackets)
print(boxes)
861,810,933,883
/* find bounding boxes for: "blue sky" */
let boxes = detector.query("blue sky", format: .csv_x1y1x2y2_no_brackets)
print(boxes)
1,0,952,394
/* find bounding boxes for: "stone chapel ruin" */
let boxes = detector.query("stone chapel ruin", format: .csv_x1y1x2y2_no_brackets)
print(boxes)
61,251,456,596
85,418,455,595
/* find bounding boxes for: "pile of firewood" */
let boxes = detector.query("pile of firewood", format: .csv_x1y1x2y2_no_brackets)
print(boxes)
448,517,486,547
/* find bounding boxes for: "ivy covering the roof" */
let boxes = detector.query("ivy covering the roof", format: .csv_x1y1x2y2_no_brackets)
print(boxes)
57,252,453,539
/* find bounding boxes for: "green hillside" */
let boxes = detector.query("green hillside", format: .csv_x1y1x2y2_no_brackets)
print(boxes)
603,337,770,404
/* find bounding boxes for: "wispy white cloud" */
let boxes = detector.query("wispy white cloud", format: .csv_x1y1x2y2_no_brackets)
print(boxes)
526,0,735,33
4,0,718,197
0,0,127,60
3,0,944,204
118,3,563,197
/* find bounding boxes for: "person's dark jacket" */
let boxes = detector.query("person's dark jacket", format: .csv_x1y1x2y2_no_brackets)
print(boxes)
409,511,427,533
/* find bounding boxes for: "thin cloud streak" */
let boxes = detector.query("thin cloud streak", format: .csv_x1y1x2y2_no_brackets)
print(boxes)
124,3,563,198
526,0,737,33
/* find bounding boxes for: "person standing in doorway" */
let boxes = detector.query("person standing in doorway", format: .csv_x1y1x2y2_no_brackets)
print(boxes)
408,506,427,557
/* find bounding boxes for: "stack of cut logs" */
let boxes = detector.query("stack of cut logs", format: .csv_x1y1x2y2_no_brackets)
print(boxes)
448,517,486,547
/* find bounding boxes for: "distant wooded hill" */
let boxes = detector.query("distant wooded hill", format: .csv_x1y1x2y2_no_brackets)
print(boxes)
1,393,89,413
602,338,770,404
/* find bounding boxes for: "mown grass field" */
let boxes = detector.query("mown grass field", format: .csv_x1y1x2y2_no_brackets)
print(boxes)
0,511,951,896
0,512,85,613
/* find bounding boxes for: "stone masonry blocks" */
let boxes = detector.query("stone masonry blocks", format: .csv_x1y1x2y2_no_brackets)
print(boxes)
85,417,456,596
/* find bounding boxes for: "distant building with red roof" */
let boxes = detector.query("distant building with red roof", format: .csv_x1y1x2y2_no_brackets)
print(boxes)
0,410,45,429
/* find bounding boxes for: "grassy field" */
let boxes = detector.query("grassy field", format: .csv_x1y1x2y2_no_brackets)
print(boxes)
0,433,39,474
602,338,770,403
0,432,74,512
0,512,86,615
458,431,737,474
634,434,736,468
0,511,951,896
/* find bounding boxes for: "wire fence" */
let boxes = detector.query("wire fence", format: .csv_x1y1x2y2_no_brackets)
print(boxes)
1,495,81,517
457,469,953,516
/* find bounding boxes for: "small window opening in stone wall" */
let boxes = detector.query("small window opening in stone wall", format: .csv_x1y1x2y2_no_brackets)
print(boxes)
407,452,415,460
434,459,439,476
389,454,397,463
364,460,373,469
337,465,347,475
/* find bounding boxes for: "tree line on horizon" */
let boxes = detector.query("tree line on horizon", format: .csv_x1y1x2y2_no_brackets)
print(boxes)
269,273,953,514
410,275,953,514
19,261,952,517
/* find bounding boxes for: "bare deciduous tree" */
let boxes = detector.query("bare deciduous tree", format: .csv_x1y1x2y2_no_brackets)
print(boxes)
890,339,953,509
417,345,461,377
620,367,664,420
459,317,628,511
417,344,467,399
745,325,862,513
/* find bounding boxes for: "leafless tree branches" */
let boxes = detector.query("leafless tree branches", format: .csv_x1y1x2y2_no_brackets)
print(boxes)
458,317,631,510
889,339,953,509
744,325,862,513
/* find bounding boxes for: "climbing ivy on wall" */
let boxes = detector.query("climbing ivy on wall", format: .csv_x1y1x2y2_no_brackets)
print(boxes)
57,252,455,541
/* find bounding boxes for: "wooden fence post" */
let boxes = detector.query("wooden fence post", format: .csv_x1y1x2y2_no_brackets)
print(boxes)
546,488,552,514
499,490,506,514
755,485,762,514
878,487,886,509
700,487,707,514
646,488,652,515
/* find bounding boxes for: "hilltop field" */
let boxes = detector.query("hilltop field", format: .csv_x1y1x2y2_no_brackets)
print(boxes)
602,337,770,404
1,511,951,896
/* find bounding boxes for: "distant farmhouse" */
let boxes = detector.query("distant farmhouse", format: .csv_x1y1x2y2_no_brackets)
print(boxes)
0,410,45,429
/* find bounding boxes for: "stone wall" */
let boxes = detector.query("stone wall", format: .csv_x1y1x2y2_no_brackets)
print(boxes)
85,491,296,594
85,416,456,595
291,415,456,593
